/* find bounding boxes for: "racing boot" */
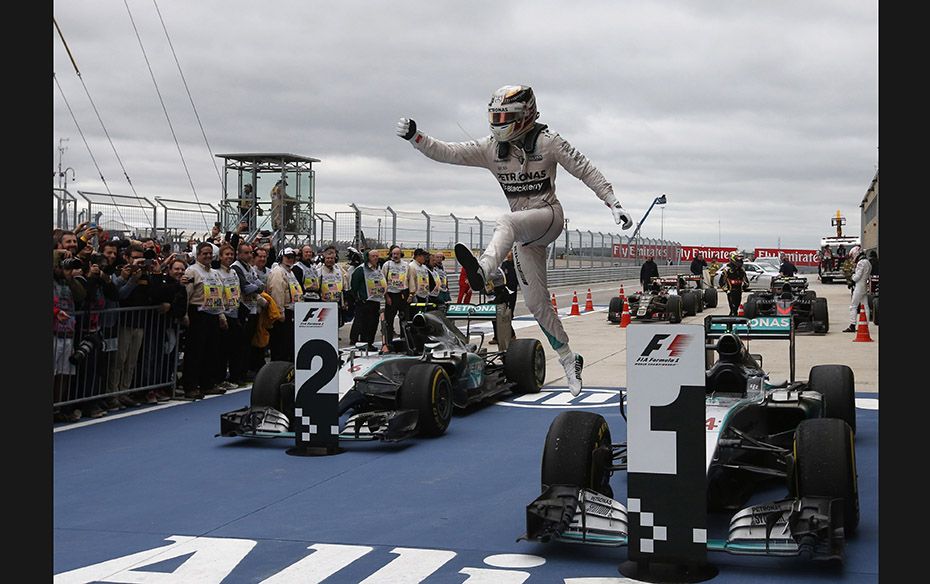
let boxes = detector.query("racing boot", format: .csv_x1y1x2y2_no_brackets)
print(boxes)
454,242,488,293
560,352,584,396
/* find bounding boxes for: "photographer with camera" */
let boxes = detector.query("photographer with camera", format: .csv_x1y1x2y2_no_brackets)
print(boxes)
70,249,120,418
53,251,85,422
109,242,160,407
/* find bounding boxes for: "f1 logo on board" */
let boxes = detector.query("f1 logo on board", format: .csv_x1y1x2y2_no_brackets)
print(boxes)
298,307,329,328
636,333,692,366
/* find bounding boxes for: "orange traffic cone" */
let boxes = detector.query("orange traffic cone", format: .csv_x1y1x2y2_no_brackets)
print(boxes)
619,284,625,299
551,292,558,315
738,303,745,317
570,291,581,316
584,288,594,312
619,297,631,328
853,304,873,342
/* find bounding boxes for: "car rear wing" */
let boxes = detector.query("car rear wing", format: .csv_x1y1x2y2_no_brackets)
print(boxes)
771,276,808,290
704,315,796,382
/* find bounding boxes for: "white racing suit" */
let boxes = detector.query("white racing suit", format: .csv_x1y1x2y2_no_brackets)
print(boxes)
408,125,616,349
848,257,872,325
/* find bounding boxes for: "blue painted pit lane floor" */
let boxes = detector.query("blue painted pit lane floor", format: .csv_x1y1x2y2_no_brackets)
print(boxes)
53,388,878,583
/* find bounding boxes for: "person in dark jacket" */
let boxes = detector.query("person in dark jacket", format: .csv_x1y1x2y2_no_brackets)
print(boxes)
779,255,799,276
868,250,879,276
349,249,387,350
640,256,659,291
689,253,707,288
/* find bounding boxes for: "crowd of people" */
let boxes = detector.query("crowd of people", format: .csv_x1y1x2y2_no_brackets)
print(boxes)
53,219,468,424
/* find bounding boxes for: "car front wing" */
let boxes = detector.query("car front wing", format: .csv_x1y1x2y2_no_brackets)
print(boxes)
521,486,845,560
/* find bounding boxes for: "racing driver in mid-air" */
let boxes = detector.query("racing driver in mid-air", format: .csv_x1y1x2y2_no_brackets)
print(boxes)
396,85,634,395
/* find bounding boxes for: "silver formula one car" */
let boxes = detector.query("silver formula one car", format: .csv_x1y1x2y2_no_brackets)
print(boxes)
521,315,858,561
219,303,545,443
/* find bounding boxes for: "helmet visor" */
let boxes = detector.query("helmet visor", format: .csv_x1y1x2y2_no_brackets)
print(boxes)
489,110,521,126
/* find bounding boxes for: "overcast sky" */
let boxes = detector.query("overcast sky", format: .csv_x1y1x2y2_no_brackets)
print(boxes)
52,0,877,249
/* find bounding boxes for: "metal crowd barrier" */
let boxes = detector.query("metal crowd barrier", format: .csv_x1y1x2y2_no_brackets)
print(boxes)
53,306,181,408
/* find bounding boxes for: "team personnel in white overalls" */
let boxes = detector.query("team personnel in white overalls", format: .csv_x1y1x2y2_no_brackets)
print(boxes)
843,246,872,332
396,85,634,394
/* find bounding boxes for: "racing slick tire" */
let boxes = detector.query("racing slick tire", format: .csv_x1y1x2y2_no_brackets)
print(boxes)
812,297,829,332
872,297,878,325
808,364,856,434
607,296,623,323
504,338,546,394
667,295,683,323
681,291,697,316
792,418,859,535
703,287,718,308
250,361,295,412
399,363,453,437
743,296,759,320
541,411,614,498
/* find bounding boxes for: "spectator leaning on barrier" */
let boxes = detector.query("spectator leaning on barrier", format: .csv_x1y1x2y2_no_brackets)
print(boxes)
111,242,155,407
639,256,659,291
181,242,226,400
215,243,244,391
71,247,117,418
231,242,266,379
53,251,84,422
408,247,432,305
381,245,410,346
319,245,350,325
152,257,189,400
350,249,387,350
266,247,303,361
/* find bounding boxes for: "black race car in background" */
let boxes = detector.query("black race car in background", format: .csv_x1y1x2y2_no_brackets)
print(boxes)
611,276,716,323
522,315,859,561
743,275,828,333
676,273,719,312
614,277,685,323
219,303,546,443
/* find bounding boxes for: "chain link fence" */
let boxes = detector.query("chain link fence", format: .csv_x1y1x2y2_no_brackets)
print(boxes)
51,189,682,267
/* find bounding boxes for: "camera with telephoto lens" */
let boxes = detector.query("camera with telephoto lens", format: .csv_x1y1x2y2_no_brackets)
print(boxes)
69,331,102,365
61,258,83,270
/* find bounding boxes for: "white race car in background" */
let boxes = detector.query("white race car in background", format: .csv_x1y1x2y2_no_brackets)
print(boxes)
742,261,780,290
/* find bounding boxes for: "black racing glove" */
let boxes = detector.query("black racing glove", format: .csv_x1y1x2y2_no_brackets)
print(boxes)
395,117,418,141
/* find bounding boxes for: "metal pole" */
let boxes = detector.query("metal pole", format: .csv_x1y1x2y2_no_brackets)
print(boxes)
588,230,595,267
563,218,570,268
422,210,431,249
450,214,460,268
350,203,362,248
386,206,397,247
475,216,483,252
